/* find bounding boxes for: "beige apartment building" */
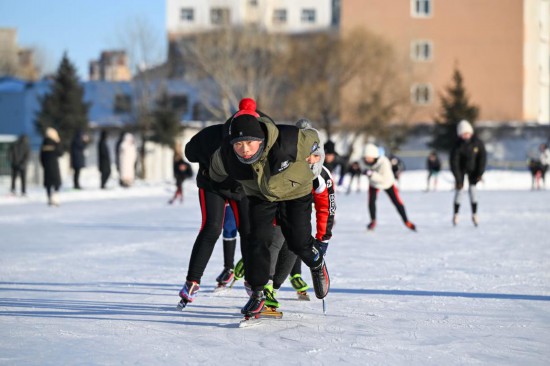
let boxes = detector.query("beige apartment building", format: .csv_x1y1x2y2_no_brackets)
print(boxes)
341,0,549,124
89,50,131,82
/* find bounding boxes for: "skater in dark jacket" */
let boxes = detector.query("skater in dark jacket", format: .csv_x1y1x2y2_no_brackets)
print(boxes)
168,142,193,204
70,129,88,189
426,150,441,191
450,120,487,226
210,102,330,318
176,99,255,309
97,130,111,189
40,127,63,206
8,134,30,195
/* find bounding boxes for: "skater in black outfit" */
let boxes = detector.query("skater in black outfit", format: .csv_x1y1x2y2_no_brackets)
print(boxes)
177,99,254,308
209,101,330,318
426,150,441,191
97,130,111,189
168,142,193,204
363,143,416,232
450,120,487,226
8,134,30,196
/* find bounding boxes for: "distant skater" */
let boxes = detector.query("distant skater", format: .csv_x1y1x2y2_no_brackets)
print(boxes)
450,120,487,226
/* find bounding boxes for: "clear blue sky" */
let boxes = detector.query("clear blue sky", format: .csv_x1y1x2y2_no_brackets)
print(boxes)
0,0,166,80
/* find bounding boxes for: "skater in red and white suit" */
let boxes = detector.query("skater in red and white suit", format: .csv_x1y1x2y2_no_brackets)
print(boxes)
363,143,416,232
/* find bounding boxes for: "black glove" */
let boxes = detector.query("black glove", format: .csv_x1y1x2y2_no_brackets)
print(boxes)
317,240,329,256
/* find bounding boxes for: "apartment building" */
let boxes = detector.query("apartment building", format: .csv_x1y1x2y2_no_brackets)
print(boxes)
341,0,550,124
167,0,333,39
0,28,39,81
89,50,131,82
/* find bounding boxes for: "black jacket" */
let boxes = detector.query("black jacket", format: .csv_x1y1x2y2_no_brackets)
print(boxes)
70,131,86,169
98,135,111,174
450,135,487,184
184,122,244,200
40,137,63,188
8,136,30,169
426,156,441,172
174,159,193,181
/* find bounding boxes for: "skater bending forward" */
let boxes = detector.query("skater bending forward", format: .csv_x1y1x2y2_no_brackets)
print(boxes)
209,106,330,318
450,120,487,226
363,143,416,232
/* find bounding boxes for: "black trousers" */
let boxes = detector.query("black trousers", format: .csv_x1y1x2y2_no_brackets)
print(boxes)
368,185,409,223
246,194,322,292
11,167,26,194
186,189,249,283
100,169,111,189
73,168,81,189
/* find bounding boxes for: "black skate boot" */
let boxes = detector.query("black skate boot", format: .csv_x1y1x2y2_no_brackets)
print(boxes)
241,290,266,317
215,267,234,290
310,260,330,299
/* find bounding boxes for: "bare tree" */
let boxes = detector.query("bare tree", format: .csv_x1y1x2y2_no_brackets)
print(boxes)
176,25,288,119
116,16,164,179
282,29,385,139
340,28,415,152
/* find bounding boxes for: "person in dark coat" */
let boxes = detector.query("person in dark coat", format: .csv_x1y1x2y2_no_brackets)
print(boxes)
70,129,88,189
323,140,348,186
168,142,193,204
450,120,487,226
97,130,111,189
40,127,63,206
8,134,30,195
426,150,441,191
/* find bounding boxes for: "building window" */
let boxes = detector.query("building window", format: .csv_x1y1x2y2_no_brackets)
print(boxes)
211,8,230,25
411,0,432,17
301,9,316,23
180,8,194,22
273,9,287,24
411,40,433,61
114,94,132,114
411,83,432,105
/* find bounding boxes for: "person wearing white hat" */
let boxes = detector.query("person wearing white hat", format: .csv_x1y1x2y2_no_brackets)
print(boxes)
363,143,416,232
450,120,487,226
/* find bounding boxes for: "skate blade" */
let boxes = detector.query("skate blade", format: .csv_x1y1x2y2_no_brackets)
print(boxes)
176,298,189,311
297,292,311,301
213,285,229,294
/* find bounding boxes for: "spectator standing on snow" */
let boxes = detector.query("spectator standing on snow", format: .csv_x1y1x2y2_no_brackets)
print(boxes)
118,132,137,188
426,150,441,191
40,127,63,206
539,143,550,188
450,120,487,226
363,143,416,232
97,130,111,189
8,134,30,196
70,129,88,190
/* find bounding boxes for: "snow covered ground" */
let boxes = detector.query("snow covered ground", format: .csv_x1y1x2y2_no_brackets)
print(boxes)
1,170,549,365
